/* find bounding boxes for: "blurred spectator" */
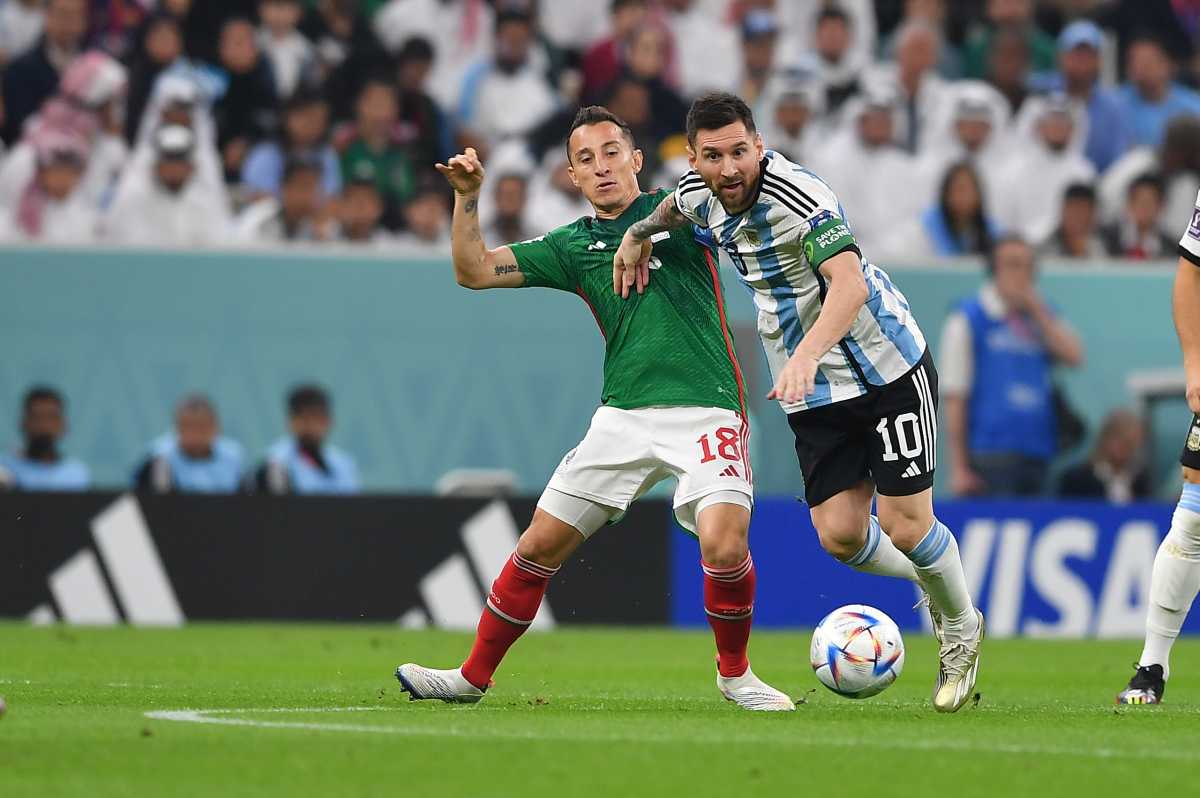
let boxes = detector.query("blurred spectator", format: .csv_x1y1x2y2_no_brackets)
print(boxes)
396,37,451,168
303,0,390,123
483,171,533,245
581,0,647,101
758,75,819,163
103,124,231,247
123,13,185,145
258,0,316,99
133,394,246,494
735,10,780,111
1117,35,1200,150
130,69,226,199
1,0,89,146
0,51,128,224
395,178,450,251
810,5,863,116
334,178,391,246
940,236,1085,497
235,155,332,243
241,88,340,201
895,161,999,257
662,0,740,99
539,0,606,53
1100,115,1200,234
783,0,878,82
89,0,152,60
0,386,89,491
605,77,663,177
985,24,1031,115
525,149,591,231
212,16,279,182
1100,172,1175,259
879,0,963,78
623,26,688,128
991,95,1095,246
334,76,415,226
0,132,95,243
1042,182,1106,258
256,384,360,495
456,9,557,147
868,18,949,153
916,82,1008,208
963,0,1056,81
0,0,46,68
1047,20,1129,173
1057,409,1152,503
811,90,918,256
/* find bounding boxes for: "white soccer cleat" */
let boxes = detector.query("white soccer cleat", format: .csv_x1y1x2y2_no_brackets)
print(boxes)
395,664,485,704
718,666,796,711
932,610,985,713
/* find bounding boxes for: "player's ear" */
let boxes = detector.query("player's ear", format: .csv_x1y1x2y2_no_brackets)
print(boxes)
567,162,580,188
754,132,764,157
686,144,697,170
631,148,643,174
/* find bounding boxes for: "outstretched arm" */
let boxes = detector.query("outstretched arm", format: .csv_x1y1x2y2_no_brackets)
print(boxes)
612,192,689,297
435,148,523,289
768,250,868,403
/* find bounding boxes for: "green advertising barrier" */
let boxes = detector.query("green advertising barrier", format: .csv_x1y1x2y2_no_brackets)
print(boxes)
0,245,1182,496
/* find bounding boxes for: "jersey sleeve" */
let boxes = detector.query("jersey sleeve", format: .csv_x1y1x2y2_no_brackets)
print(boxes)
509,227,575,292
1179,189,1200,267
673,170,713,229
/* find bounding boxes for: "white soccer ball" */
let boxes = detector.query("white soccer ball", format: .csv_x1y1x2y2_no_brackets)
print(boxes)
810,604,905,699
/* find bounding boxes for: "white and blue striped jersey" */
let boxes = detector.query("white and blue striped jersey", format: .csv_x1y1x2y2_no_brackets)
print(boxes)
673,150,927,413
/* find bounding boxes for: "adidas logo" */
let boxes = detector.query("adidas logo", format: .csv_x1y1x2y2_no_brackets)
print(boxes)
587,240,607,250
719,465,740,478
397,500,556,632
901,462,923,478
27,494,184,626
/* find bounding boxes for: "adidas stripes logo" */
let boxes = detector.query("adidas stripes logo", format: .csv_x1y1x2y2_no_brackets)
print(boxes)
719,465,741,478
28,494,184,626
901,462,923,478
397,500,556,633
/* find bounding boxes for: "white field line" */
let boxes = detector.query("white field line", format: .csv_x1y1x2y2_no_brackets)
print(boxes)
144,707,1200,762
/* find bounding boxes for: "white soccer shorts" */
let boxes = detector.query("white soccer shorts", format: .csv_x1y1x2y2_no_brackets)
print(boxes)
540,405,753,534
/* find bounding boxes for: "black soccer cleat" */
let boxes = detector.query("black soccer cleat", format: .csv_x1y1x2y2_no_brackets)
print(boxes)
1115,664,1165,705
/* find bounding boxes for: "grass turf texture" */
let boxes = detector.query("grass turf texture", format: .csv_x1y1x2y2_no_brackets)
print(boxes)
1,623,1196,797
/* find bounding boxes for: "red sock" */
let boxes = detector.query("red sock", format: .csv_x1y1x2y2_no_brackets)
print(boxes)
703,554,756,678
460,553,557,690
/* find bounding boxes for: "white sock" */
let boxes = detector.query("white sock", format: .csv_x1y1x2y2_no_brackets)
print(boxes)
840,515,919,582
1138,486,1200,680
906,519,979,639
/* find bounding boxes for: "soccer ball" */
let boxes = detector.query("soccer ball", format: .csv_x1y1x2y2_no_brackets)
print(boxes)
810,604,905,699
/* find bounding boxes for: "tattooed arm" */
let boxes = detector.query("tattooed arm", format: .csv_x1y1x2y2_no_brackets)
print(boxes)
435,148,524,289
612,192,688,297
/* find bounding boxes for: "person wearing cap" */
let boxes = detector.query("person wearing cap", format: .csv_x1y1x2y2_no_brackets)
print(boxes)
103,123,233,246
737,9,780,109
0,131,96,243
1032,20,1129,172
1117,34,1200,150
991,94,1096,246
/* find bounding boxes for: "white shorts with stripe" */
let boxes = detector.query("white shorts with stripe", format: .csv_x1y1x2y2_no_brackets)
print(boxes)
542,405,753,534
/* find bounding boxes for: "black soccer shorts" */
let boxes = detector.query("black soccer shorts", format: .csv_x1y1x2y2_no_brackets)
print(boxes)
788,350,939,507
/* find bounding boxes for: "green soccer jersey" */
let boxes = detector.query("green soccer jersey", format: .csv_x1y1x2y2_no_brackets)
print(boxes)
509,190,743,413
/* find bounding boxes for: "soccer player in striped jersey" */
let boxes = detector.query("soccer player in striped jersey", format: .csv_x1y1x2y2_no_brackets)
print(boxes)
1116,190,1200,705
395,106,793,711
614,92,984,713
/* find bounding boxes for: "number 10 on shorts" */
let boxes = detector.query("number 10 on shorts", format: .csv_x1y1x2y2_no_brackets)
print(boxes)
875,413,924,461
698,427,741,463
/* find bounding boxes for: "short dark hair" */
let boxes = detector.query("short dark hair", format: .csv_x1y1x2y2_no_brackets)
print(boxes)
1063,182,1096,204
495,8,533,32
284,87,326,114
282,155,321,183
566,105,635,163
23,385,64,414
397,36,434,65
986,233,1033,275
1128,171,1166,200
686,91,756,144
816,5,851,26
288,384,330,416
611,0,644,12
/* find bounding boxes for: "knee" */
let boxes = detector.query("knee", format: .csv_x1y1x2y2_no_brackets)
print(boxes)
877,505,933,552
813,516,868,560
701,534,749,568
515,515,578,568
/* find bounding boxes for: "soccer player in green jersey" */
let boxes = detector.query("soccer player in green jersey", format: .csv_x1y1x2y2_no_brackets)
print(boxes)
395,107,793,711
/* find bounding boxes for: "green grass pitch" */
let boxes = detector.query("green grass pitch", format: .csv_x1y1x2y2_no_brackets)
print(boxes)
2,622,1197,797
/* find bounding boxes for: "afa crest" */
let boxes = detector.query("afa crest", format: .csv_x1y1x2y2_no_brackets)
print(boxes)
1187,423,1200,452
744,228,760,247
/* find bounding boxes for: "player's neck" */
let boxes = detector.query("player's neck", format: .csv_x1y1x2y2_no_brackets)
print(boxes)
592,189,641,220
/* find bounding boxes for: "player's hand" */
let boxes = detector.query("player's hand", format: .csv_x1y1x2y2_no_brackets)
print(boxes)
768,350,820,404
435,148,485,195
951,464,987,496
1187,370,1200,414
613,231,652,298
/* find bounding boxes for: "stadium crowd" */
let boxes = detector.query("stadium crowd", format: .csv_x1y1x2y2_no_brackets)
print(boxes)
0,0,1198,258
